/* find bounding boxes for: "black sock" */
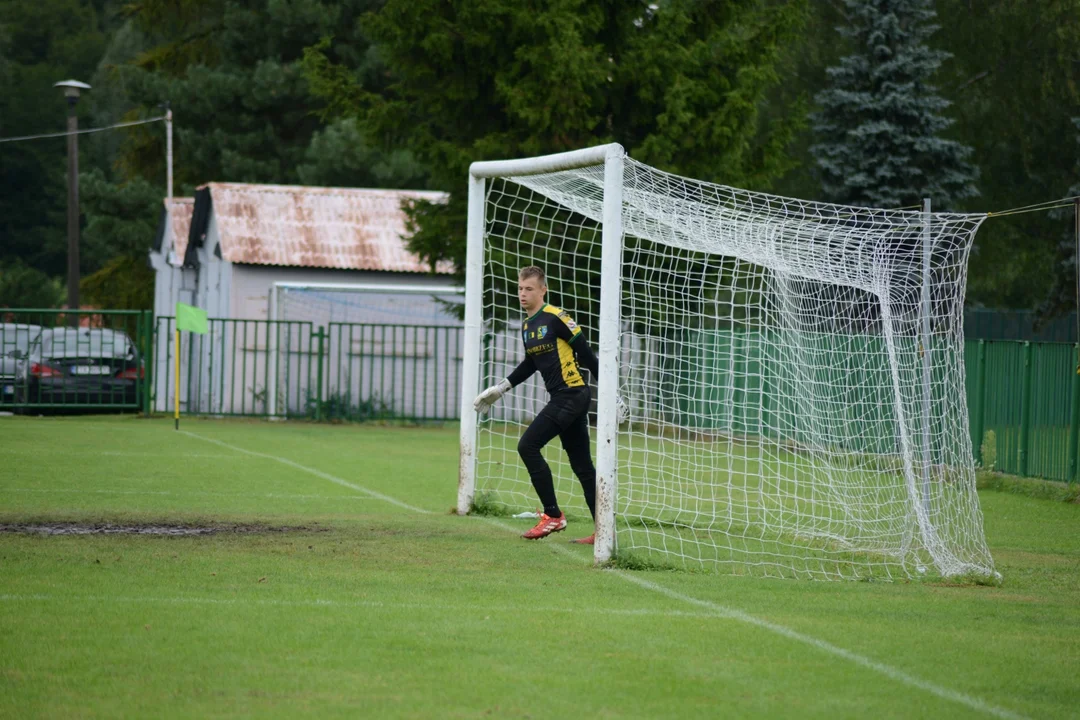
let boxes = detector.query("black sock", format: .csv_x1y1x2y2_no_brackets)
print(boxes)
544,505,562,519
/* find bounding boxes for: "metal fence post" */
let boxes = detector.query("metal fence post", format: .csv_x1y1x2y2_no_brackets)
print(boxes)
1019,341,1033,477
141,310,152,416
973,340,987,465
1069,343,1080,484
315,326,326,422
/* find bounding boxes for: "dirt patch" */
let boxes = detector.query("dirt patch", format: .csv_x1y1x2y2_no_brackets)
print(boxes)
0,522,319,537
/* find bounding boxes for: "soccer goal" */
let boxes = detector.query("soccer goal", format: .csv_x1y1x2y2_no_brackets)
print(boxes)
458,143,996,581
267,281,463,419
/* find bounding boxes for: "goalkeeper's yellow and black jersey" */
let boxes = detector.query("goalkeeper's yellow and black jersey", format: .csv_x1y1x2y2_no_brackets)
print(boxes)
507,304,599,395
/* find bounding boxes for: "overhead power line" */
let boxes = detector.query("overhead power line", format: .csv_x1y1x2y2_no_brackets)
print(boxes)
985,196,1080,218
0,116,167,144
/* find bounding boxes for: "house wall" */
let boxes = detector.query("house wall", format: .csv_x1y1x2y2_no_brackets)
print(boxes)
150,208,200,413
181,213,233,415
151,204,462,419
151,260,196,319
150,207,198,321
229,265,459,321
150,258,198,414
192,214,233,320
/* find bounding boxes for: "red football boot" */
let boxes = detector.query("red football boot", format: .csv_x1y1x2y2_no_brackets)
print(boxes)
522,513,567,539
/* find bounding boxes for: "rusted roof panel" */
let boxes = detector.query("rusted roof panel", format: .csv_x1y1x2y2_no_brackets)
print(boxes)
203,183,453,274
164,197,195,267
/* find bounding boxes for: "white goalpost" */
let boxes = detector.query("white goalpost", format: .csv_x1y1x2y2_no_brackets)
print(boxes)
458,143,996,581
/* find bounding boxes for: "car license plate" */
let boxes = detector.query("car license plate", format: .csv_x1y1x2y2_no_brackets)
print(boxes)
72,366,110,375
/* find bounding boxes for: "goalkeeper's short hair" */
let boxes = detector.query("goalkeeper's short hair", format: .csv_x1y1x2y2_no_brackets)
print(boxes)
519,265,546,287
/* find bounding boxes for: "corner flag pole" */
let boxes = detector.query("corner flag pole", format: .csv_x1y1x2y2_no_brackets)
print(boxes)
174,327,180,431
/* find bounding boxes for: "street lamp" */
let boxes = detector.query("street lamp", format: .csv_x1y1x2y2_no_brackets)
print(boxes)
54,79,91,321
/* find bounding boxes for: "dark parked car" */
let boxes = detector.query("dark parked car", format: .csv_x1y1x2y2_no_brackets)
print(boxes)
1,323,43,406
15,327,144,409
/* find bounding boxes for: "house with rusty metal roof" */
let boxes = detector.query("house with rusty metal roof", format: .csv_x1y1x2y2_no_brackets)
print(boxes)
151,183,456,321
148,183,462,417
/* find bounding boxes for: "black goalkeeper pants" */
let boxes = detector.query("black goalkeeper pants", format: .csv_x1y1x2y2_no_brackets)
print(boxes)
517,386,596,520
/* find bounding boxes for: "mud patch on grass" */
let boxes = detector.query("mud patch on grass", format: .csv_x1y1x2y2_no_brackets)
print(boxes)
0,522,320,537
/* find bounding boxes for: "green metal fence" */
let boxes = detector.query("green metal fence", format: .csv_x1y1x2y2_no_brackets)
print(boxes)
651,329,1080,483
0,310,152,413
153,317,464,422
152,316,316,418
323,323,464,421
4,307,1077,483
967,340,1080,482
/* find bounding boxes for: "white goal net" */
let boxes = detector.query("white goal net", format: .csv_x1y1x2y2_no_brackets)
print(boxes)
269,282,463,419
459,144,995,581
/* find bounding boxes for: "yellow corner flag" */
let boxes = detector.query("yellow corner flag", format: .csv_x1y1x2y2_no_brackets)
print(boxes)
176,302,208,335
174,303,208,430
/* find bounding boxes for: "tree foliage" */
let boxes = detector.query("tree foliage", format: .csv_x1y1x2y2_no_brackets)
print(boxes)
1038,119,1080,320
116,0,420,192
3,0,433,310
79,254,154,310
69,169,163,309
0,0,108,277
810,0,978,208
4,0,1080,318
0,260,65,309
79,169,161,269
304,0,810,273
296,118,428,189
934,0,1080,312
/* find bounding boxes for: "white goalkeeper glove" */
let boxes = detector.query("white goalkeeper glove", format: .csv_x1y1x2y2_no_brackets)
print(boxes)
474,378,512,414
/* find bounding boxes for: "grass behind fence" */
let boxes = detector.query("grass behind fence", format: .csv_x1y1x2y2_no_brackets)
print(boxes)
1,415,1078,719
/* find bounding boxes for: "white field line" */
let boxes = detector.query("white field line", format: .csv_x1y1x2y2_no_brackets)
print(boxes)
0,592,727,622
477,517,1028,720
611,571,1027,720
177,430,431,514
35,430,1023,720
1,488,375,502
1,448,241,459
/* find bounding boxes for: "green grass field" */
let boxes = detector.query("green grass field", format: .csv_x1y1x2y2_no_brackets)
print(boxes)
1,415,1078,719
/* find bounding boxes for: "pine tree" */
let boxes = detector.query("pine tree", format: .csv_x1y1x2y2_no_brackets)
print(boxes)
810,0,977,208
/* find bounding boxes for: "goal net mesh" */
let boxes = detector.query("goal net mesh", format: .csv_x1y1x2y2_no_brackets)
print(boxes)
273,284,462,420
474,156,994,580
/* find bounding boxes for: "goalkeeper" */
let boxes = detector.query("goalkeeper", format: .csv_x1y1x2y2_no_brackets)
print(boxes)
473,266,614,544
